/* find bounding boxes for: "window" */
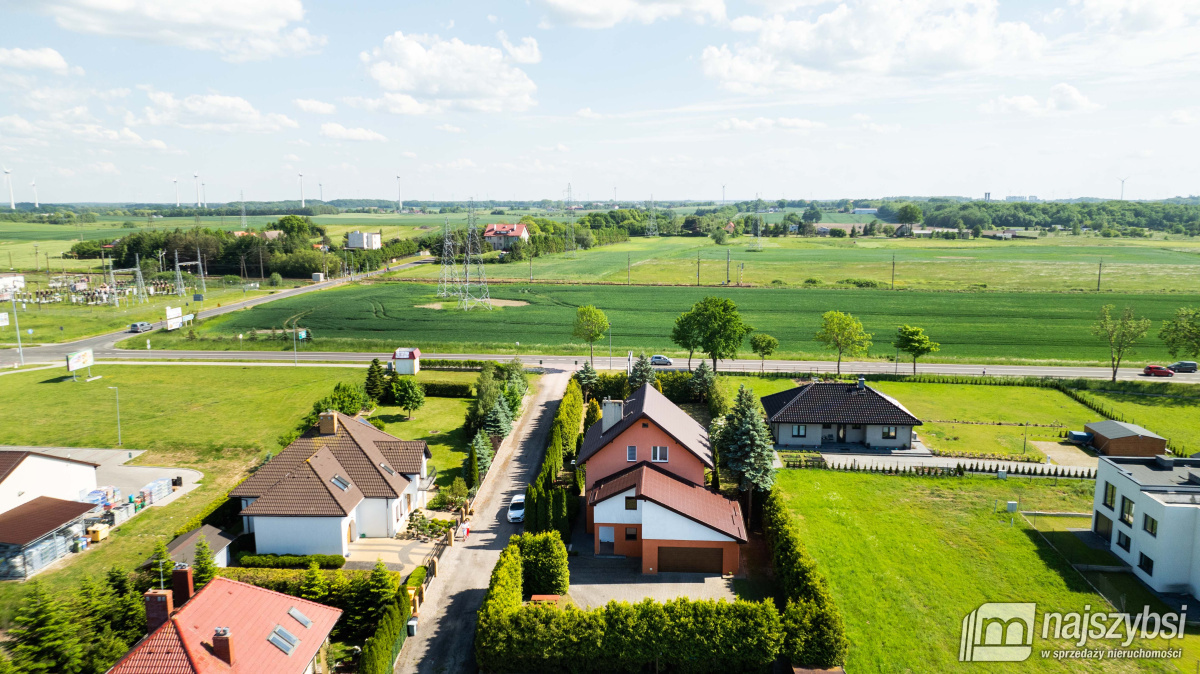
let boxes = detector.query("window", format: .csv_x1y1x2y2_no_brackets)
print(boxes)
1138,553,1155,576
651,446,668,462
851,424,862,429
268,625,300,655
288,607,313,629
791,425,806,438
642,422,649,428
822,424,832,429
1143,514,1158,537
330,475,351,491
625,496,637,511
380,462,395,475
627,445,636,462
1119,497,1135,526
1116,531,1131,551
1102,482,1116,509
882,427,898,440
625,527,637,541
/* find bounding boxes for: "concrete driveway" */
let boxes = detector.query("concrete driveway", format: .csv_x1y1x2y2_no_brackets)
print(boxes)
344,537,437,575
1,446,202,507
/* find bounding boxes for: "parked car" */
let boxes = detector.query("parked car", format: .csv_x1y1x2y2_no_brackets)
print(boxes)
1143,365,1174,377
129,322,153,333
1168,361,1198,373
506,495,525,523
650,355,673,366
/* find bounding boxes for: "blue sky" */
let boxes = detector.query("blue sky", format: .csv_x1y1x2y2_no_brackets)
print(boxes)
0,0,1198,204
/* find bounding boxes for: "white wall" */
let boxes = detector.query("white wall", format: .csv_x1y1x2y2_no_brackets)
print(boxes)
865,425,911,448
0,455,97,514
358,499,391,538
772,424,817,448
252,516,350,556
594,488,642,525
215,546,229,568
642,502,734,542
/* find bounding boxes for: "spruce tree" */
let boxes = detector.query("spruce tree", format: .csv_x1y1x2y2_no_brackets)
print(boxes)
365,358,386,402
9,582,85,674
690,361,715,402
299,561,330,603
192,535,218,588
574,361,599,401
628,353,655,390
83,627,128,674
148,539,172,588
473,431,494,476
484,398,513,438
464,438,480,489
720,384,777,521
353,560,395,640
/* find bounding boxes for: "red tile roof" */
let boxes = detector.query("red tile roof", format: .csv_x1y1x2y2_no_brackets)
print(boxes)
589,463,746,542
579,384,712,467
0,496,96,546
110,577,342,674
483,223,527,238
0,450,98,484
761,382,922,426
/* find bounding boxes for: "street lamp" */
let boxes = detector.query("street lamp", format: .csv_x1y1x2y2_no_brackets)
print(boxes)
107,386,122,446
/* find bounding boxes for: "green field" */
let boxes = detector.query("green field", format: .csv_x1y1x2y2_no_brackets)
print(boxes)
134,281,1197,366
776,470,1180,672
1084,390,1200,456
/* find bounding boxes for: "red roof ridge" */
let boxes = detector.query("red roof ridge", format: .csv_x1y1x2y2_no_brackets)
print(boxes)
172,615,207,673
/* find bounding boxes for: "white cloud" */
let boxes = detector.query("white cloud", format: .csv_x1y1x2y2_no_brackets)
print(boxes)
497,31,542,64
0,113,171,151
703,1,1045,93
360,32,537,113
434,158,476,170
488,14,499,23
534,0,725,28
89,161,119,175
537,143,570,151
283,153,301,161
718,116,823,131
134,90,299,133
320,122,387,142
1165,110,1195,125
981,83,1100,116
1071,0,1199,32
0,47,80,75
576,107,603,118
21,0,326,61
435,123,465,133
344,93,436,115
777,117,823,129
293,98,336,114
402,150,418,158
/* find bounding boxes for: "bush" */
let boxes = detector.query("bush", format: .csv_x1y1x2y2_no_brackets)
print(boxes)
422,358,494,370
514,532,569,596
406,566,427,588
237,553,346,569
172,480,246,537
216,567,392,597
419,381,474,398
838,278,884,289
268,272,283,286
656,370,694,403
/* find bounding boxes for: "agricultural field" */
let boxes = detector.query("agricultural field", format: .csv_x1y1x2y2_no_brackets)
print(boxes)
775,470,1182,673
136,281,1198,366
392,233,1200,293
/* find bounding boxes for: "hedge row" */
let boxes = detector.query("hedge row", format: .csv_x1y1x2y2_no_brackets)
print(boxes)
420,381,474,398
171,477,246,538
423,359,495,370
476,537,781,673
762,489,849,668
215,566,397,596
524,379,583,542
358,587,412,674
237,553,346,569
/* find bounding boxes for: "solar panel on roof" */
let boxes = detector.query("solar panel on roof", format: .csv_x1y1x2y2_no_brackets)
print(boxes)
288,606,313,628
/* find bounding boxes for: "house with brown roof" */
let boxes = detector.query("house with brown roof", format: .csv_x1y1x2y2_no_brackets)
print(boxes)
110,568,341,674
761,377,922,449
0,450,98,514
231,411,431,557
0,496,97,579
580,384,745,574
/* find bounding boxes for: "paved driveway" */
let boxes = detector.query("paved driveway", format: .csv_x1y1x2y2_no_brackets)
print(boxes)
1,446,203,507
344,537,437,574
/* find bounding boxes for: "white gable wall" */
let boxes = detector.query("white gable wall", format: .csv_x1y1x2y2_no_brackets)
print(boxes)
0,455,97,514
251,515,351,557
594,488,642,524
642,501,734,542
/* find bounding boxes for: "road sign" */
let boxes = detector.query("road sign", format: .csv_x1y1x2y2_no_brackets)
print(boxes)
298,330,307,340
193,294,204,302
66,349,94,372
166,306,182,320
0,313,7,327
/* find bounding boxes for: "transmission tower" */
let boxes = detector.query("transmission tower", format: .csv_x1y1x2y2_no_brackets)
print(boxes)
750,216,764,251
646,194,658,237
458,200,491,310
173,250,186,297
196,247,207,293
133,254,148,303
437,216,461,298
240,191,248,229
565,183,576,258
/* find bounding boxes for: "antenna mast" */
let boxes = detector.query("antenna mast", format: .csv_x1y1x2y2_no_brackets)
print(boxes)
173,250,186,297
566,183,576,258
458,199,491,310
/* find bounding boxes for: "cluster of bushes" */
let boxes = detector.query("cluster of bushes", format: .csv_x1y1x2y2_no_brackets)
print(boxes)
420,381,474,398
523,379,583,543
475,534,782,673
237,552,346,569
422,358,494,370
837,278,885,289
358,583,412,674
465,358,529,438
761,490,849,668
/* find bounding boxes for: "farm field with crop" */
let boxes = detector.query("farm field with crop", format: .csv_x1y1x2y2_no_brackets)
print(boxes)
137,280,1197,365
774,470,1180,673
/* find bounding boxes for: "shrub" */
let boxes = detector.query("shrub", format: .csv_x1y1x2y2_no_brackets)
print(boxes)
419,381,474,398
221,274,242,285
513,533,569,596
237,553,346,569
406,566,427,588
268,272,283,287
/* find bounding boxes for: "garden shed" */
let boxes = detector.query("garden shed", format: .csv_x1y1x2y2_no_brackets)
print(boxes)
391,347,421,375
1085,420,1167,457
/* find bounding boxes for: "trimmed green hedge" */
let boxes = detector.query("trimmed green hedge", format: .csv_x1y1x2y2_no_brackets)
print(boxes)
513,532,568,596
358,587,411,674
172,478,247,538
420,381,474,398
406,566,427,588
216,567,396,595
237,552,346,569
423,359,495,370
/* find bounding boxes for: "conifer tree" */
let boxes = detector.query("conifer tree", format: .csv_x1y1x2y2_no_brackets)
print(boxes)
719,384,777,522
584,398,602,430
365,358,387,402
299,561,330,603
464,438,480,489
628,353,655,390
690,361,715,402
9,582,84,674
574,361,599,401
473,431,494,476
484,398,513,438
148,539,172,588
192,535,218,588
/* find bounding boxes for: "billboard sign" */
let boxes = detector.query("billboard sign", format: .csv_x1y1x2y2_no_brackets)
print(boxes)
167,316,183,331
166,306,182,319
298,330,307,340
0,312,7,327
66,349,94,372
193,294,204,302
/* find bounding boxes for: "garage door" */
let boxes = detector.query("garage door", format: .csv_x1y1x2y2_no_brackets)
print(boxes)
658,546,722,573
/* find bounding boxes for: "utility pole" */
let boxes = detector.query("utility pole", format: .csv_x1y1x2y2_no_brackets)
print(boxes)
34,244,39,272
258,246,264,280
627,253,630,285
1097,259,1103,292
891,255,896,290
726,249,730,284
8,294,23,365
696,251,700,286
529,252,532,282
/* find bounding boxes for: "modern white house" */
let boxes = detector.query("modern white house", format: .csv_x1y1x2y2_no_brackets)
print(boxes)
346,231,383,250
232,412,432,557
1092,454,1200,595
760,378,922,450
0,450,97,514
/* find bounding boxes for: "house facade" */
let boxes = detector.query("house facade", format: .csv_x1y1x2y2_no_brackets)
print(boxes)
0,450,98,514
482,223,529,250
579,385,745,575
1091,454,1200,595
231,412,431,557
761,378,922,450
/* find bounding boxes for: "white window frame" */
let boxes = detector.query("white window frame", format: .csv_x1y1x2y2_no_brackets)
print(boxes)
627,445,636,462
651,446,668,462
791,425,805,438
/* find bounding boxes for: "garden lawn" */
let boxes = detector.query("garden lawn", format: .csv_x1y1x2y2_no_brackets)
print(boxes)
775,470,1178,673
373,397,471,489
1083,391,1200,456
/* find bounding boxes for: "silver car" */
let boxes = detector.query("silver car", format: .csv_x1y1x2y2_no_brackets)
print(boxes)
650,355,673,366
507,495,526,523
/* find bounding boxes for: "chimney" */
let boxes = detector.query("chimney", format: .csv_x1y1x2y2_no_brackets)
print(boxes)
213,627,234,665
144,589,173,634
172,565,194,606
857,376,866,390
601,398,624,433
319,410,338,435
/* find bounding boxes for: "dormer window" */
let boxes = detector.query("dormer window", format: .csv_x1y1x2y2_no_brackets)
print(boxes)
288,606,312,628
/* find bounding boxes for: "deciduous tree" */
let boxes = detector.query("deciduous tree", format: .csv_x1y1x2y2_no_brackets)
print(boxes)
1160,307,1200,359
573,305,610,366
750,333,778,372
896,203,923,226
671,309,703,368
391,377,425,419
1093,305,1151,382
893,325,940,374
689,296,754,372
814,311,872,374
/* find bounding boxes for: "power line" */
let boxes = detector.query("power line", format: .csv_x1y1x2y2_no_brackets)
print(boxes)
438,216,461,299
645,194,658,237
458,199,491,310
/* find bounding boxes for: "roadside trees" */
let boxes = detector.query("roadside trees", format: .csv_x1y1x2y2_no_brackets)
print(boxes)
1093,305,1151,382
750,334,779,372
671,309,703,368
572,305,610,366
814,311,872,375
687,296,754,372
893,325,939,374
391,377,426,419
1160,308,1200,359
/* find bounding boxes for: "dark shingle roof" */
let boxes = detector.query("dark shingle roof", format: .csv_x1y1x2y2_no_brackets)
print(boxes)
376,441,432,474
0,496,96,546
579,384,712,467
761,382,922,426
588,463,746,542
240,448,364,517
0,450,98,484
165,525,238,564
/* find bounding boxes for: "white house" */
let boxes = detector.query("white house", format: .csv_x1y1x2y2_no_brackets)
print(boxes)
1092,454,1200,595
761,378,922,450
347,231,383,250
0,451,98,514
482,223,529,250
232,412,432,557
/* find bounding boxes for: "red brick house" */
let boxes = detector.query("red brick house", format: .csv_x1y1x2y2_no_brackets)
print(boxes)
579,384,745,574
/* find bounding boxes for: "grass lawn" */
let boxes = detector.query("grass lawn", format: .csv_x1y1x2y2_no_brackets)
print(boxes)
776,470,1180,672
374,397,471,489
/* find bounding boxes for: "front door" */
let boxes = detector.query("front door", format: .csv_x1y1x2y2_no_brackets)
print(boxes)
347,519,356,543
597,526,615,555
837,424,847,442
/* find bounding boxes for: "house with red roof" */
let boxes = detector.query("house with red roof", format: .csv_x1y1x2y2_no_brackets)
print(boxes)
482,223,529,250
579,384,745,575
109,568,340,674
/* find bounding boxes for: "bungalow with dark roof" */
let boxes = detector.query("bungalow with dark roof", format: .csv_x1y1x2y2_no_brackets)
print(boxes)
761,377,922,449
579,384,745,574
231,411,431,557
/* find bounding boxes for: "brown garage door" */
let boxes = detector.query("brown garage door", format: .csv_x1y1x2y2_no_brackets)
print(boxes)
658,546,722,573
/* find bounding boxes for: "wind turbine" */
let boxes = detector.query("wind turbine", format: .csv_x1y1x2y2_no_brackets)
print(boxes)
396,175,402,212
299,172,305,208
31,178,38,208
173,178,179,207
1118,176,1129,201
201,182,207,208
319,183,323,202
3,168,13,210
193,172,200,207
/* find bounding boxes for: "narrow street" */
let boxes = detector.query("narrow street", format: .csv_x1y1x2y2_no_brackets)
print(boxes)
394,368,571,674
